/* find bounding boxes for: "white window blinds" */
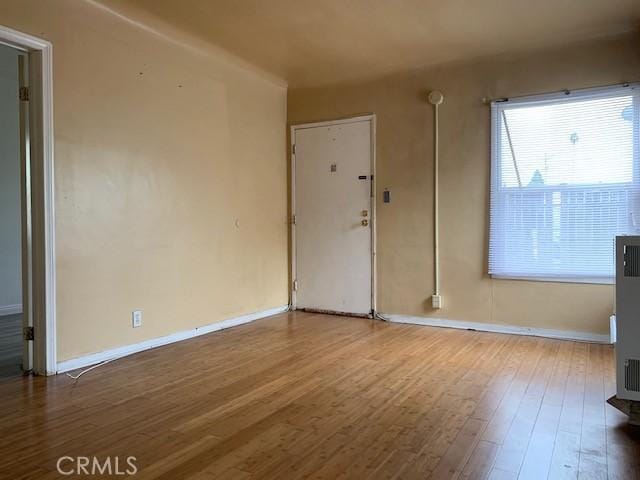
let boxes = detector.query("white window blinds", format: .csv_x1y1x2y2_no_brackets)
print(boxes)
489,84,640,283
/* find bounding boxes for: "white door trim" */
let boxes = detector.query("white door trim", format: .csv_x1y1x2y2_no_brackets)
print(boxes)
0,24,56,375
290,114,377,314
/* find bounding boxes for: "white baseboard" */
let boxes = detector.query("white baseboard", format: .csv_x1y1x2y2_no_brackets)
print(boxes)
0,304,22,316
380,313,611,344
57,305,290,373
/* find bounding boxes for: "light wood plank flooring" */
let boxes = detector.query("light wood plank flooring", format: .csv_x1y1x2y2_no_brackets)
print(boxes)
0,311,638,479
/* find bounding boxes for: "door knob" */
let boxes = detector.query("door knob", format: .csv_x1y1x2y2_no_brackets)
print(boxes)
361,219,369,226
361,210,368,217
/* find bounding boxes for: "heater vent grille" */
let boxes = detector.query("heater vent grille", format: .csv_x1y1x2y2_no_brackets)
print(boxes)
624,245,640,277
625,359,640,392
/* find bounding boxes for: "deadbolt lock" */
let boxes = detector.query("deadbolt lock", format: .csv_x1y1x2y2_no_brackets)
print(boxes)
361,219,369,226
361,210,368,217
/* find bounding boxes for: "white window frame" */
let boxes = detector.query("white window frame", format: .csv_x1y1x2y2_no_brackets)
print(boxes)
489,82,640,285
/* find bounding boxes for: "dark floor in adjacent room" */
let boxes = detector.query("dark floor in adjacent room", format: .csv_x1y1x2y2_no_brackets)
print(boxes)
0,313,22,378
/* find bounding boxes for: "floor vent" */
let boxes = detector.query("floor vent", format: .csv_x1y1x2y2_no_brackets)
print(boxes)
625,359,640,392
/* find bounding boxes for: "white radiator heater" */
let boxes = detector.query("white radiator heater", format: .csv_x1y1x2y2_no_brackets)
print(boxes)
615,236,640,403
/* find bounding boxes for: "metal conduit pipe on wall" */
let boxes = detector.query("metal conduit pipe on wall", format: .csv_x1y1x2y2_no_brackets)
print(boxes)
428,90,444,309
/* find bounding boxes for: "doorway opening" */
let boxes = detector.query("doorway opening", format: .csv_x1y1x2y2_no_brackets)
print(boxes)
290,115,376,317
0,43,25,376
0,25,55,376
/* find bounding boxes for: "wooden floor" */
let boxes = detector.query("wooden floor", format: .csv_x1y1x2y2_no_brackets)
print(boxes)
0,313,22,378
0,311,638,479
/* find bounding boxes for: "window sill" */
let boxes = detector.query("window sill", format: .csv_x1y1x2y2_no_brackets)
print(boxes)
490,274,614,285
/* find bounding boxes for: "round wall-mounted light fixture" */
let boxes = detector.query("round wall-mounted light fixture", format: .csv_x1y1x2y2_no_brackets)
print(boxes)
428,90,444,105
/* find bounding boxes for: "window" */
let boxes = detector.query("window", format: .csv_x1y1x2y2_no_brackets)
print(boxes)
489,84,640,283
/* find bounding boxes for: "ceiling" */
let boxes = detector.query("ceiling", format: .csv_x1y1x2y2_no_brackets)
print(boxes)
100,0,639,87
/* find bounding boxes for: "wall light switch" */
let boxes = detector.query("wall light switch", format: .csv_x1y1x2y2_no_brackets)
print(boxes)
132,310,143,328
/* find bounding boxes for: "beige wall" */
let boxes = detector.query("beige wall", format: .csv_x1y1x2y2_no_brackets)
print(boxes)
0,0,288,361
289,33,640,335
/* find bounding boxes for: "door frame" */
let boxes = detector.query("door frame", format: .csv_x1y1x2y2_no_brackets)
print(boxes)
290,114,377,314
0,25,56,375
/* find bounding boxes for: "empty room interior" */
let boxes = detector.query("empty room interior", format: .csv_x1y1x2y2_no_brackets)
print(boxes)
1,0,640,478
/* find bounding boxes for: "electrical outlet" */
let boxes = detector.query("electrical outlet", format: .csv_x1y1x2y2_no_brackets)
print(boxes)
132,310,143,328
431,295,443,309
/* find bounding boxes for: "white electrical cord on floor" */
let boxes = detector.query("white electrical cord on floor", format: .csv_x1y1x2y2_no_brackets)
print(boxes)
65,358,117,380
374,311,392,322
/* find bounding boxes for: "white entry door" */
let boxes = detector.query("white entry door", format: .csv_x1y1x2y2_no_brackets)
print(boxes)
293,117,374,316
